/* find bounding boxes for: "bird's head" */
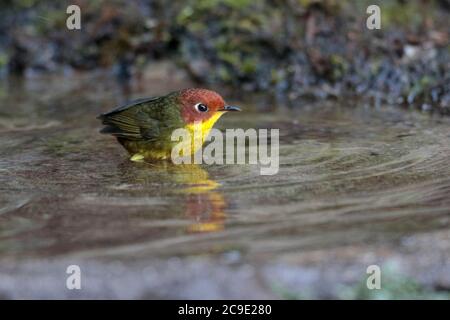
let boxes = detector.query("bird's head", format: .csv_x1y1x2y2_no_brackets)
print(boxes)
178,88,240,125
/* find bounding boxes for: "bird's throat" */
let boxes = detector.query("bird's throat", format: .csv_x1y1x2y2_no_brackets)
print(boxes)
185,112,224,154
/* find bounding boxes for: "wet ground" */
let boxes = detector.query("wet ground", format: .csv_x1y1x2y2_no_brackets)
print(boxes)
0,64,450,299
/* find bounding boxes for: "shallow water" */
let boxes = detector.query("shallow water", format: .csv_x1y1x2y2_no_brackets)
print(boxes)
0,69,449,298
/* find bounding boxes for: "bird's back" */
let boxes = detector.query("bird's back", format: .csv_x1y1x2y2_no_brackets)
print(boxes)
97,93,184,159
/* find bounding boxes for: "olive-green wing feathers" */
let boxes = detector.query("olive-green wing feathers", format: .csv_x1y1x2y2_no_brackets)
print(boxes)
97,96,182,141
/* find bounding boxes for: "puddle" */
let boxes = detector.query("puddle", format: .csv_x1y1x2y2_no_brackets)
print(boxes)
0,68,449,298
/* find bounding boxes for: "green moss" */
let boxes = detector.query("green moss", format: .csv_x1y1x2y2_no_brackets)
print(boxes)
330,54,348,81
0,53,8,68
380,1,430,28
218,66,232,81
217,51,241,66
242,57,257,74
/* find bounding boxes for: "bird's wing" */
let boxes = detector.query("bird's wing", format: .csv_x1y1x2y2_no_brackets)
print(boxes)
98,97,166,141
98,97,159,117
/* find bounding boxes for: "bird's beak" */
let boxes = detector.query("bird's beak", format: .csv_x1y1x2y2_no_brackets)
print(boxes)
220,105,241,112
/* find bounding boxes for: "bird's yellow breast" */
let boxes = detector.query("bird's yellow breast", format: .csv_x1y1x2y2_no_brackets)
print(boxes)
128,112,224,161
185,112,224,154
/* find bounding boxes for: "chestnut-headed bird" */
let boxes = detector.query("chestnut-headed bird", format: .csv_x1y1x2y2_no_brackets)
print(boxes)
97,88,240,161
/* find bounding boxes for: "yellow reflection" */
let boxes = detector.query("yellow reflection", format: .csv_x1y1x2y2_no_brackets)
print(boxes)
121,162,227,233
170,164,226,233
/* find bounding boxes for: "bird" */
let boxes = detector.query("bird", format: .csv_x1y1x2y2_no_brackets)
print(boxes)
97,88,240,161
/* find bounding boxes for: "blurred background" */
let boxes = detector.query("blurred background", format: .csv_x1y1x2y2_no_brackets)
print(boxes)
1,0,450,299
1,0,449,112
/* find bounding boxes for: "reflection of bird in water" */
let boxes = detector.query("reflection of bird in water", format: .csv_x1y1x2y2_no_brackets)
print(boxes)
184,190,226,233
118,162,226,233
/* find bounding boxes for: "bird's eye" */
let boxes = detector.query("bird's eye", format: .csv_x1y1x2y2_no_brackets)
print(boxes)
194,103,208,113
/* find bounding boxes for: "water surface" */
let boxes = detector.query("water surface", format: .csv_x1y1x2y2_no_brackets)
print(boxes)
0,70,449,298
